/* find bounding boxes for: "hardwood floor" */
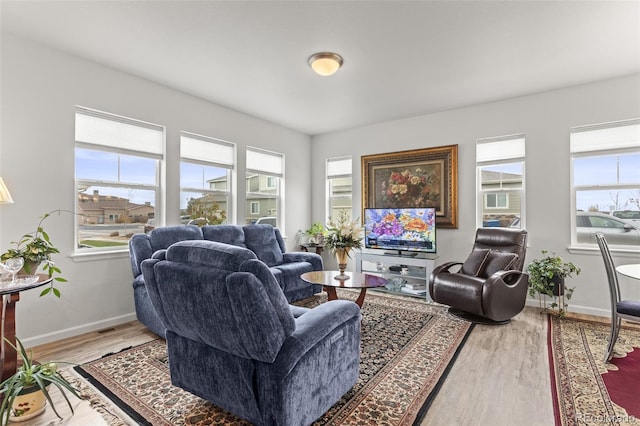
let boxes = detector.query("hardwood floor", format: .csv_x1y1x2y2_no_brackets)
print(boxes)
22,305,594,425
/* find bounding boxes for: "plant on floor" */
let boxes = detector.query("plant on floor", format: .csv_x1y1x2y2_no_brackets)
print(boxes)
526,250,580,315
0,210,69,297
0,337,81,425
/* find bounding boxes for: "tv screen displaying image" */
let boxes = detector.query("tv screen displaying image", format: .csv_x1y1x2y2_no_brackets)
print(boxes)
364,208,436,254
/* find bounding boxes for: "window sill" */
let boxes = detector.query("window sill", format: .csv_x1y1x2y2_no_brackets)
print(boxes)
568,245,640,258
70,249,130,262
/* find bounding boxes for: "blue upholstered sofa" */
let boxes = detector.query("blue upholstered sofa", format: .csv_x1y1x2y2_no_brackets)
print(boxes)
128,224,323,336
141,240,361,425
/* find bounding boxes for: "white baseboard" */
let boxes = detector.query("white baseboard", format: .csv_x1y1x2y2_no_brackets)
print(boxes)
22,313,138,348
524,298,610,319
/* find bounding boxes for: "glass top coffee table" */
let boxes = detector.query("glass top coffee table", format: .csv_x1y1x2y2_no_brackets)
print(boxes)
300,271,387,308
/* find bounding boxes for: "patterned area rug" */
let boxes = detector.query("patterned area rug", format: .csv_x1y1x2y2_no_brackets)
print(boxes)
74,291,473,425
548,314,640,425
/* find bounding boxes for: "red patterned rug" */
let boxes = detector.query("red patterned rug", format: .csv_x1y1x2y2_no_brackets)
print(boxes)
548,314,640,425
74,292,472,425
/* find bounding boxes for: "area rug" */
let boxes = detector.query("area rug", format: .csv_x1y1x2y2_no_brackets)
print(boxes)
548,314,640,426
74,292,473,425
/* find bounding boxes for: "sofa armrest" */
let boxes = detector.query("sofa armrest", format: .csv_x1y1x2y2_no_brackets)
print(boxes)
282,252,323,271
272,300,360,374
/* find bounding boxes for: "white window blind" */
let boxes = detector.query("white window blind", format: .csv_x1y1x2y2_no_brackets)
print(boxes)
327,157,352,177
76,108,163,156
247,148,283,177
477,136,525,163
181,133,234,168
570,120,640,153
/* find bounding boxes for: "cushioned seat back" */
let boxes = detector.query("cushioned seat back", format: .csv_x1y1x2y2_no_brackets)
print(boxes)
472,228,528,272
202,225,247,247
242,224,284,267
128,225,203,278
142,240,294,363
148,225,203,252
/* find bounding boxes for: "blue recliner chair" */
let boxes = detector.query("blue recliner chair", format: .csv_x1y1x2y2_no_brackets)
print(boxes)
141,240,361,426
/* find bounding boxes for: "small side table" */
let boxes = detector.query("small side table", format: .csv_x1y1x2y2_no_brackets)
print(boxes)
300,244,324,255
1,274,52,381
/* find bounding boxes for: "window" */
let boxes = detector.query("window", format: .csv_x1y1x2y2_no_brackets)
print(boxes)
476,135,525,228
180,132,234,225
246,148,283,227
571,119,640,248
250,202,260,215
485,193,508,209
75,107,163,252
326,156,353,221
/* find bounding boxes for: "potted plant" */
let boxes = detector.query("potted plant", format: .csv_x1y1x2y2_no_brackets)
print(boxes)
526,250,581,315
304,222,326,246
0,337,81,425
0,210,68,297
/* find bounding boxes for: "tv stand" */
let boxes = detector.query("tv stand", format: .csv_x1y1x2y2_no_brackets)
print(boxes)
384,250,418,258
356,250,438,301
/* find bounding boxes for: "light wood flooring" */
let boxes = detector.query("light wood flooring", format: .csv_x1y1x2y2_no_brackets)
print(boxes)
22,305,608,426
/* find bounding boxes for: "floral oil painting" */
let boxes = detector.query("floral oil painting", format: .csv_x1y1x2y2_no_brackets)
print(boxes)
374,161,443,212
362,145,458,228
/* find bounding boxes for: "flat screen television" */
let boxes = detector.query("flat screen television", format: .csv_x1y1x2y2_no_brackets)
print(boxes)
363,207,436,255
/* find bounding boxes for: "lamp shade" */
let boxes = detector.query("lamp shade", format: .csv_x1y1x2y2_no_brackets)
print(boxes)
0,177,14,204
308,52,343,76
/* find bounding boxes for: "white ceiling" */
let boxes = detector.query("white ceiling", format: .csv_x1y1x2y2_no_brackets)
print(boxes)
2,1,639,136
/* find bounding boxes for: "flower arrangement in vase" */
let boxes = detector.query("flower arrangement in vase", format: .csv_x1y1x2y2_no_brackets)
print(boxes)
324,211,363,280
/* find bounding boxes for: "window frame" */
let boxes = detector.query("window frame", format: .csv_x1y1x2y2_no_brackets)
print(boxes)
180,132,235,225
75,107,164,255
570,119,640,250
326,156,353,223
476,135,526,229
246,147,284,229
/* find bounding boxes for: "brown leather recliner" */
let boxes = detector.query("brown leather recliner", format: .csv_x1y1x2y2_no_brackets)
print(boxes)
428,228,528,324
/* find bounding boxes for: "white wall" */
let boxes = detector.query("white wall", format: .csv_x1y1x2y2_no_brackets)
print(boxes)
0,35,312,346
311,74,640,318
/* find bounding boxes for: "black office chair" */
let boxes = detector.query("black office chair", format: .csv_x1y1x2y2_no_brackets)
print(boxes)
595,232,640,362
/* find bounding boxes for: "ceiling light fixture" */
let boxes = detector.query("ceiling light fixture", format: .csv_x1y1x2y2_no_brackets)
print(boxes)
308,52,343,76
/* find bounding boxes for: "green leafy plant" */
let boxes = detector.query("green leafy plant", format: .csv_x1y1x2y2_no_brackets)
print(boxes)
0,337,81,425
304,222,326,245
526,250,580,314
0,210,69,297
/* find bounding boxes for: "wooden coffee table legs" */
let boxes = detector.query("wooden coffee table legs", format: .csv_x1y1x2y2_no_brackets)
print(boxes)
324,286,368,308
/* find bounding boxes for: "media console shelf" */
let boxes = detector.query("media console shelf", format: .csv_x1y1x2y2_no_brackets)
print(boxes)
355,250,438,301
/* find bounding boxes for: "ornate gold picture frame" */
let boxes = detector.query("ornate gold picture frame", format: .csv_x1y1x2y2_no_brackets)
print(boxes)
362,145,458,228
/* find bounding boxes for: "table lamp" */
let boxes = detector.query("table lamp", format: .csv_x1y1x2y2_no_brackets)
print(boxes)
0,177,14,204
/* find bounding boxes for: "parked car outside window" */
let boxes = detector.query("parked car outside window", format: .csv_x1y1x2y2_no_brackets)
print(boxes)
255,216,277,227
187,218,209,227
576,211,640,245
144,218,155,234
610,210,640,226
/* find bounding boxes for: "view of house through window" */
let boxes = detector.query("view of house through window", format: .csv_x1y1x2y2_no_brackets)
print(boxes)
75,107,163,251
327,156,353,221
571,119,640,247
180,132,234,227
476,135,525,229
246,147,283,228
